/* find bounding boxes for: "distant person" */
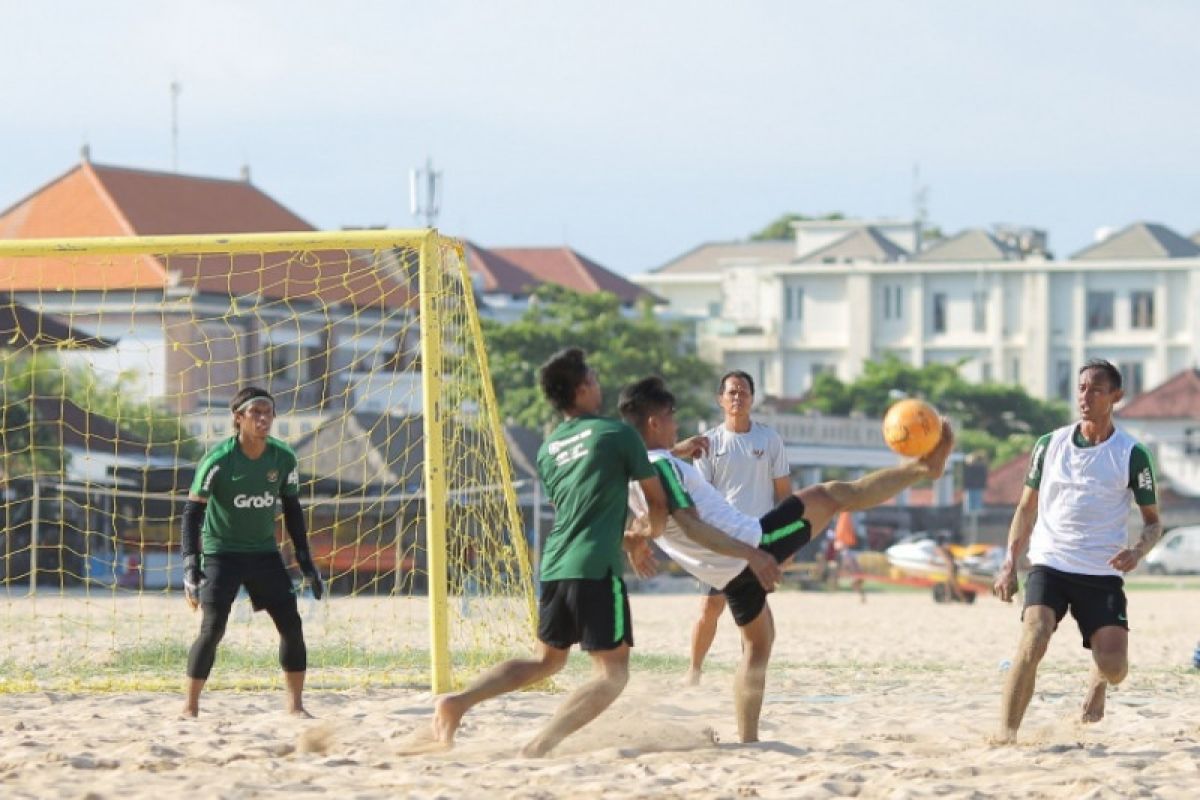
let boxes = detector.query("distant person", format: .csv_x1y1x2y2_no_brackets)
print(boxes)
833,510,866,602
935,532,966,603
686,370,791,685
993,360,1162,742
422,347,669,757
181,386,323,718
621,376,954,743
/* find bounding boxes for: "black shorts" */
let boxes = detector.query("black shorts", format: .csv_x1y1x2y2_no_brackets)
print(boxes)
723,496,811,627
199,551,297,612
537,570,633,651
1023,565,1128,649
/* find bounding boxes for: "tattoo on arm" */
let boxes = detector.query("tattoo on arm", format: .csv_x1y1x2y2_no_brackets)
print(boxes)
1134,521,1164,557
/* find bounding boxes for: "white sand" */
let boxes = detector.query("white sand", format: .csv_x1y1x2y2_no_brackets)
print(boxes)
1,588,1199,799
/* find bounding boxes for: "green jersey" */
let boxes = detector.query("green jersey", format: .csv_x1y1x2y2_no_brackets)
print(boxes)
189,436,300,554
536,415,654,581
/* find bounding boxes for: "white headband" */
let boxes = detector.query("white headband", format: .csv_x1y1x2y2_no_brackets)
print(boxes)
235,396,275,414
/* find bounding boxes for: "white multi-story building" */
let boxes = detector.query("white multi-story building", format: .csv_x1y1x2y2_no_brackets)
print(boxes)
635,220,1200,403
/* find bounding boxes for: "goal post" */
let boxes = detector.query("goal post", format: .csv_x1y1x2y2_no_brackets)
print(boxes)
0,229,536,693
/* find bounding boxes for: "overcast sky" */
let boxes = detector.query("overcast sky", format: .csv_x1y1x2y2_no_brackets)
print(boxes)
3,1,1198,274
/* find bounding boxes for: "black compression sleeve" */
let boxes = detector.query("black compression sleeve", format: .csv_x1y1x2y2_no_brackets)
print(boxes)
281,495,310,553
181,500,205,559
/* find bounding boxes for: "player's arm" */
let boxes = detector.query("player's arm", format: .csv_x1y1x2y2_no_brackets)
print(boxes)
671,508,782,591
1110,444,1163,573
280,462,323,599
772,475,792,504
770,431,792,504
993,486,1038,602
181,493,208,610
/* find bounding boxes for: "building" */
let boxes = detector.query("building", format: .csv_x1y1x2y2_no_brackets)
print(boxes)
0,157,418,437
1118,368,1200,498
464,243,658,323
635,220,1200,403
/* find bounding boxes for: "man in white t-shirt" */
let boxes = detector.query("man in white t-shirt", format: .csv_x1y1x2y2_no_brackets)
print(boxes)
620,376,954,743
993,359,1162,742
686,370,791,685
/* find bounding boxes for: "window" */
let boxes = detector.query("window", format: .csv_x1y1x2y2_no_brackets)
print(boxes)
708,301,722,317
972,291,987,333
1118,361,1144,395
1056,360,1073,400
784,287,803,321
1087,291,1114,331
932,293,947,334
1185,427,1200,456
981,361,993,383
883,285,903,320
895,286,903,318
1130,291,1154,329
1010,356,1021,384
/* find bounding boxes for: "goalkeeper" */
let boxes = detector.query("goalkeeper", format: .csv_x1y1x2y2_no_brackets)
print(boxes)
180,387,323,718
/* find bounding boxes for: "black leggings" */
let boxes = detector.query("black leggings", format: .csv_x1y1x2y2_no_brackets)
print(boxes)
186,599,307,680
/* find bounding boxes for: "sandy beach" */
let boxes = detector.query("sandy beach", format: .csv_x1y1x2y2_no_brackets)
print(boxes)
1,586,1199,799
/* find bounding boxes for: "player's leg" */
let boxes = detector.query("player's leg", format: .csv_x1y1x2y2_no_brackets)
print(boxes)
687,588,726,685
183,600,233,716
264,600,309,718
998,568,1066,741
521,570,635,757
430,577,579,748
721,568,775,742
521,643,630,757
246,552,311,717
1075,576,1130,723
433,639,571,747
182,555,240,717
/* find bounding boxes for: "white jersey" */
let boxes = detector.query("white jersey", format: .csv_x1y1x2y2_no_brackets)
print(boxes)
628,449,762,590
1028,424,1139,576
694,421,790,517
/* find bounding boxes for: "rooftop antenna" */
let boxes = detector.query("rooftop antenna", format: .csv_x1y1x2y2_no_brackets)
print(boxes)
409,157,441,229
170,81,182,171
911,162,929,252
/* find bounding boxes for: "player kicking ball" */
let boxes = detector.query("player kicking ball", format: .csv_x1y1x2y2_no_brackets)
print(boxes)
620,376,953,743
180,387,324,718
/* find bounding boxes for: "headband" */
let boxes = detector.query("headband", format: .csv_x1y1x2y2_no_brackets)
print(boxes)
235,396,275,414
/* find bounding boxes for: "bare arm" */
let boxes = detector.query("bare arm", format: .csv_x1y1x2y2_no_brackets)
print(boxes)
638,475,669,539
993,485,1038,601
772,475,792,505
1109,504,1163,573
672,507,782,591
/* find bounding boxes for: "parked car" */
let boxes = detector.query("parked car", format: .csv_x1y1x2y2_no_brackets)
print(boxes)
1143,526,1200,575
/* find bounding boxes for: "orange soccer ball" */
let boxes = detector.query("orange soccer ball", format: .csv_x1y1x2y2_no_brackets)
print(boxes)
882,398,942,457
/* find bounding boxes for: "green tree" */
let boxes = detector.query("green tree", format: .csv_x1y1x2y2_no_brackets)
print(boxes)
750,211,845,241
0,351,202,481
483,286,718,431
794,354,1069,464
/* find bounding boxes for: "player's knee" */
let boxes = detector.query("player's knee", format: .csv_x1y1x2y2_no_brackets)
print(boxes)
1093,650,1128,684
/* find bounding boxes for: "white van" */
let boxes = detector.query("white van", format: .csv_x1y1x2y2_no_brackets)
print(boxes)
1143,526,1200,575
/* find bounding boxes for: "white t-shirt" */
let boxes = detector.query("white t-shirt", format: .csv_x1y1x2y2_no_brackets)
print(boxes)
1028,424,1140,576
694,422,790,518
628,449,761,590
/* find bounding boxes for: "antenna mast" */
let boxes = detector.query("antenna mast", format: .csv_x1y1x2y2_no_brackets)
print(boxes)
170,81,182,172
410,157,442,229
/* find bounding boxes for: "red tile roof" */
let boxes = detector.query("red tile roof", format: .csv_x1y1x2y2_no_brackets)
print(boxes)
984,453,1032,506
466,244,657,305
1118,368,1200,419
0,161,409,309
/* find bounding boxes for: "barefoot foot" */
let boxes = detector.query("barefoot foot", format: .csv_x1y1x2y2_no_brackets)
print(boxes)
431,695,467,749
1081,680,1107,723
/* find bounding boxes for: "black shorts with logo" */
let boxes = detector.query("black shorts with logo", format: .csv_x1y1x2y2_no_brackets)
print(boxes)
537,569,633,651
1023,565,1128,649
723,496,811,627
199,551,297,612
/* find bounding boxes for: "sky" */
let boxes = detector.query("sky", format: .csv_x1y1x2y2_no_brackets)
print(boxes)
2,0,1198,275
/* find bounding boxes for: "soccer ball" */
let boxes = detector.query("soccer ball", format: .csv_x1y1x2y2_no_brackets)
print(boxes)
882,398,942,457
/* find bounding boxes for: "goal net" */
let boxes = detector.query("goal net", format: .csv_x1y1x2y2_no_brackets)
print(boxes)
0,230,536,692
